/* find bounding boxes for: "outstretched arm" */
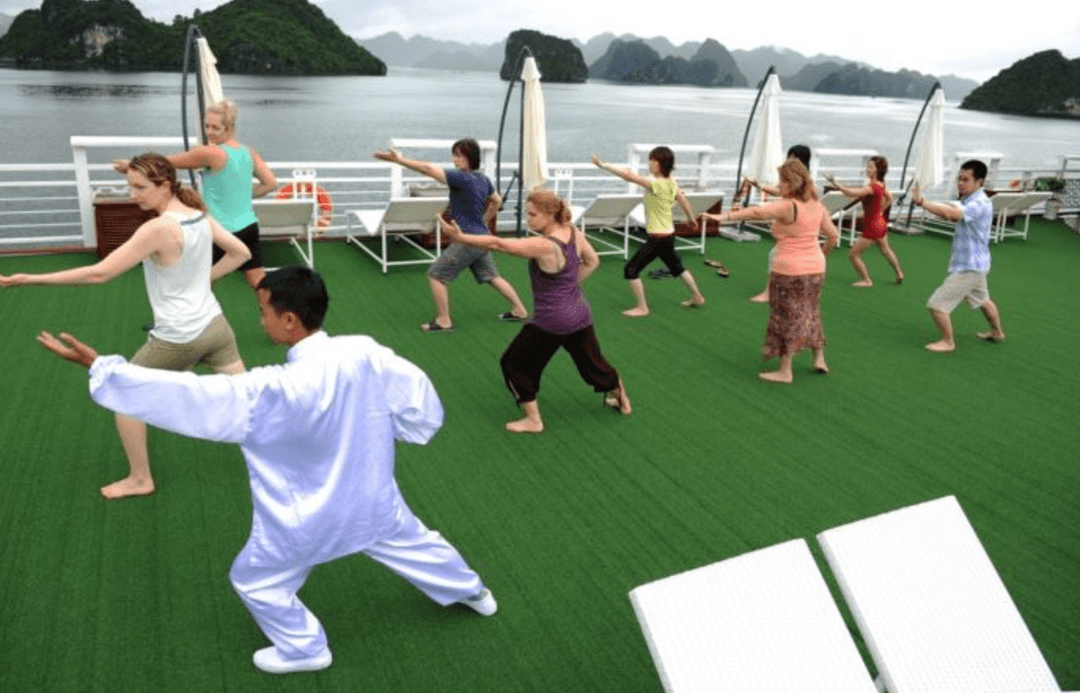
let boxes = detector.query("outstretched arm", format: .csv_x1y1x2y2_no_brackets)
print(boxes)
825,175,872,199
912,184,963,222
591,153,650,188
675,189,694,222
442,216,556,261
373,148,447,184
1,219,166,288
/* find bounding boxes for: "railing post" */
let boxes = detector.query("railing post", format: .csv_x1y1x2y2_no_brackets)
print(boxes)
71,142,95,248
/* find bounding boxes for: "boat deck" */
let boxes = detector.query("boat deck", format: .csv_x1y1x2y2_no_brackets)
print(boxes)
1,222,1078,691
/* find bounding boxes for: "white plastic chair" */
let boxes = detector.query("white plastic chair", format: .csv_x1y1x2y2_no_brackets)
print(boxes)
568,194,641,258
629,539,879,693
817,496,1063,693
251,198,316,268
345,197,449,273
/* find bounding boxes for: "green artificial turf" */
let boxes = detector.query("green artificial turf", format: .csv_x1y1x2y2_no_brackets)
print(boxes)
1,220,1078,692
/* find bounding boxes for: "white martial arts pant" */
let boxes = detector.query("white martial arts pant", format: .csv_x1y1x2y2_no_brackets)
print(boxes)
229,509,485,659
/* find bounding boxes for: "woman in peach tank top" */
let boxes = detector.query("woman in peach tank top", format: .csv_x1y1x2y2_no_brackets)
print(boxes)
703,160,840,383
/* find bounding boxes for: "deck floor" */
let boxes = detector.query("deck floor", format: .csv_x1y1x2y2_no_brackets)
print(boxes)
1,220,1078,691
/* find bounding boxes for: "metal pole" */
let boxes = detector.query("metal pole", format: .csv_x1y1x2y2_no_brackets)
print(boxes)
180,25,199,187
900,81,941,228
494,46,533,235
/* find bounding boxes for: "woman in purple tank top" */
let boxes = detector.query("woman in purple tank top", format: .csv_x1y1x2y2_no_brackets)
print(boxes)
442,190,631,433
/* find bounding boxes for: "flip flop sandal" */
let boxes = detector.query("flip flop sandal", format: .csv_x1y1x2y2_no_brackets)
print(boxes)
704,259,730,277
421,320,453,333
497,311,524,322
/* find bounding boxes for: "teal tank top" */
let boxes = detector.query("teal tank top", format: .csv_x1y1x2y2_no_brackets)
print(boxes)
201,144,258,232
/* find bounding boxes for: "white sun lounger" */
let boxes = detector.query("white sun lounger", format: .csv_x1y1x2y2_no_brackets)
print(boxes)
629,539,878,693
625,191,724,254
817,495,1063,693
996,191,1052,242
569,194,641,259
345,197,449,273
252,199,317,268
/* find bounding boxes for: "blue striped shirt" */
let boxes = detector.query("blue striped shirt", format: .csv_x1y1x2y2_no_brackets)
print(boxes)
948,189,992,273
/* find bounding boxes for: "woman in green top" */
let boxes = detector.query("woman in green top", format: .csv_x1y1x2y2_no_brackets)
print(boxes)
592,147,706,317
114,100,277,290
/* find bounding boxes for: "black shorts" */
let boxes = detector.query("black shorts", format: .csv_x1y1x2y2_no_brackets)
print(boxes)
212,221,262,272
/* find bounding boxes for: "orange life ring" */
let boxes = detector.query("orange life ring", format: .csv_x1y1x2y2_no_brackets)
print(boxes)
276,183,334,228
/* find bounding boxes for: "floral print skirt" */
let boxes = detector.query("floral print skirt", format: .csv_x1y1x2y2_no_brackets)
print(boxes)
763,272,825,360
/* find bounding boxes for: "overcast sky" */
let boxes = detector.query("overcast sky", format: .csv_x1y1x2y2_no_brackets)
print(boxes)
2,0,1078,82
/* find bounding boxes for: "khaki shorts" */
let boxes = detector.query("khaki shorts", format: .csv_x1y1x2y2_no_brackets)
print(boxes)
131,313,242,371
926,271,990,313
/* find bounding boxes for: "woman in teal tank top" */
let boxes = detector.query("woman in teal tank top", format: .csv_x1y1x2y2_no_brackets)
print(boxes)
113,100,277,290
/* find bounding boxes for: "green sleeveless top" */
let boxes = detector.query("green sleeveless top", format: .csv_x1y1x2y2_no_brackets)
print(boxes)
201,144,257,232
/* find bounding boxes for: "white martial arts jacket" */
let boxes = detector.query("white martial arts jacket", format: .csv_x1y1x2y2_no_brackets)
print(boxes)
88,331,443,567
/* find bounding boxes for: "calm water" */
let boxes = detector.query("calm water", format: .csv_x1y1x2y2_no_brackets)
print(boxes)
1,66,1078,173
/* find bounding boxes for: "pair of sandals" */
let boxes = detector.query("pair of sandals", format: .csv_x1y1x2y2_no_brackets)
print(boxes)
704,259,730,278
422,311,525,333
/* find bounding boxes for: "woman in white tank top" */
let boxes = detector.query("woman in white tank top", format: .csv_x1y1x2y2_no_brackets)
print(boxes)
0,153,251,499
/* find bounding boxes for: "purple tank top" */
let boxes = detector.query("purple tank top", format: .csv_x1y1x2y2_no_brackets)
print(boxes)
530,234,593,335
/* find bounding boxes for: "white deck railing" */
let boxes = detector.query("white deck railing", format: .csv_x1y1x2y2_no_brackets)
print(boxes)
2,136,1068,252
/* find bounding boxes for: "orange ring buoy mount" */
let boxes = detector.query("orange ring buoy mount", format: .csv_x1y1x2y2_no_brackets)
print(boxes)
276,182,334,228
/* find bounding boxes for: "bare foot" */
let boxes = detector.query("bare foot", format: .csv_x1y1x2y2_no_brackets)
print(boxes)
976,330,1005,342
749,292,768,303
604,383,632,415
813,361,829,374
621,306,650,318
101,476,155,499
895,274,904,284
925,340,955,353
680,296,705,308
506,417,544,434
758,371,793,383
851,280,873,288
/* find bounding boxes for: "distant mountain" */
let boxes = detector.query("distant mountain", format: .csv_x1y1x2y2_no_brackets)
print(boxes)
589,38,745,87
0,0,384,75
499,29,587,83
0,12,14,40
732,46,812,85
357,31,503,71
352,30,980,99
961,49,1080,118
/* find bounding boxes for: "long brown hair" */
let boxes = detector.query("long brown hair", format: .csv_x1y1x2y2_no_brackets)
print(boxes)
527,189,572,224
869,155,888,182
127,152,206,211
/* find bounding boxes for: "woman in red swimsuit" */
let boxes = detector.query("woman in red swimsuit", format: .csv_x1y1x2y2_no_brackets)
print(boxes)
828,156,904,287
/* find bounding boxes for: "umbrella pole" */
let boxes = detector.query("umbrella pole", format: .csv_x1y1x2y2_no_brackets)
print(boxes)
180,25,200,187
495,46,533,235
899,81,941,228
734,66,775,229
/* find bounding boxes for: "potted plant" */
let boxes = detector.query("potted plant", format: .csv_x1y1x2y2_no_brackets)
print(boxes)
1034,176,1066,220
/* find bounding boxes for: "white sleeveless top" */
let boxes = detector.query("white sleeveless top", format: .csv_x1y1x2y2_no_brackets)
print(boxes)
142,211,222,343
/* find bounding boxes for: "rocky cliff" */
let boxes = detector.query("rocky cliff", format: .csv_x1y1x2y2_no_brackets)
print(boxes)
589,38,746,86
0,0,385,75
961,50,1080,118
499,29,587,83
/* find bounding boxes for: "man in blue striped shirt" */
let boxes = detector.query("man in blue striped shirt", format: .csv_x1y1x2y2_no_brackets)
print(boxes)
913,160,1006,352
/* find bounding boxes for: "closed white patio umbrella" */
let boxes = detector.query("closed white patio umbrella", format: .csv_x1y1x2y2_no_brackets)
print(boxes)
196,36,225,108
913,86,946,191
521,56,548,191
745,73,784,190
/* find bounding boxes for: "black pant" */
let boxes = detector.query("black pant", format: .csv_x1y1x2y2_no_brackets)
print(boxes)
624,234,685,280
500,323,620,404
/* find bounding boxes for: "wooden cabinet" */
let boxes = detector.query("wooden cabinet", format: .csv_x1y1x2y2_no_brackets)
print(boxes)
93,196,154,259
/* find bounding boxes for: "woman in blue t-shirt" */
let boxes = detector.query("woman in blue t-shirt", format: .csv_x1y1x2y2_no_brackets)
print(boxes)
375,138,529,333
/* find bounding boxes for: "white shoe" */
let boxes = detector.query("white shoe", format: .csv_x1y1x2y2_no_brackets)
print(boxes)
460,587,498,616
252,646,332,674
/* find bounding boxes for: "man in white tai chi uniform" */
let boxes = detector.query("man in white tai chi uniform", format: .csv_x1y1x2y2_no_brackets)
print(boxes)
38,265,497,675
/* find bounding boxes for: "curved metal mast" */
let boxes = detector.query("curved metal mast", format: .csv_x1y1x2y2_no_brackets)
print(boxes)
495,45,534,235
